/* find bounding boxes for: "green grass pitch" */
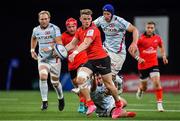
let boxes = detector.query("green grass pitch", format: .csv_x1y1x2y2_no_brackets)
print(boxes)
0,91,180,121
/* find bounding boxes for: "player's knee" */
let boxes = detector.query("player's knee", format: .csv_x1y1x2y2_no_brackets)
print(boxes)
39,69,48,80
77,71,89,85
51,80,59,87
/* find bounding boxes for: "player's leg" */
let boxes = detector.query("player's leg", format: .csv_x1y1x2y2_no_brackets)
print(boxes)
136,69,149,99
96,56,123,119
38,62,50,111
150,67,164,112
70,70,86,113
106,49,126,95
76,66,96,116
50,60,64,111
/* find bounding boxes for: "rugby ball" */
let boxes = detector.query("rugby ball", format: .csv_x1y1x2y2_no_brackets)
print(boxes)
54,44,68,60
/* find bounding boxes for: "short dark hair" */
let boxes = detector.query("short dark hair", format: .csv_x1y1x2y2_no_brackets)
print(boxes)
146,21,156,26
80,9,93,16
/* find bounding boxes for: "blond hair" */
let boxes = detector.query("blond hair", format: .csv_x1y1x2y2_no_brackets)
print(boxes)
80,9,93,16
38,10,51,18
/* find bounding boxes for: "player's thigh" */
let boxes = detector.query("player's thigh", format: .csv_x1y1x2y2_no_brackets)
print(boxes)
50,61,61,80
76,67,93,84
38,61,50,79
107,50,126,74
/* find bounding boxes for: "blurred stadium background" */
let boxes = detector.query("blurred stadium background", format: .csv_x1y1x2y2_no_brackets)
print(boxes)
0,0,180,120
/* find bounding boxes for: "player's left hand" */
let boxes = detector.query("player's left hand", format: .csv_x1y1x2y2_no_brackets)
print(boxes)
128,42,137,54
162,56,168,64
68,53,76,62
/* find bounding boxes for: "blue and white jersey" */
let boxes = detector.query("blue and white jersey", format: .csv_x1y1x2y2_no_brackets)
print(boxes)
90,84,115,111
32,23,61,61
93,15,130,55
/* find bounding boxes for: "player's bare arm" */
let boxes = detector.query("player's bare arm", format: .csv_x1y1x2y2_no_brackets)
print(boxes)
68,37,93,62
30,36,38,60
127,24,139,53
159,43,168,64
128,46,145,64
65,37,79,51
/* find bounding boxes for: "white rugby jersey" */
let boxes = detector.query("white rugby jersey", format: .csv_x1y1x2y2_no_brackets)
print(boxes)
90,84,115,111
32,23,61,60
93,15,130,54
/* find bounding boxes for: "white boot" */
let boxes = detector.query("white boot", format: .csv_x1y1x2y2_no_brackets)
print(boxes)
136,88,143,99
157,102,164,112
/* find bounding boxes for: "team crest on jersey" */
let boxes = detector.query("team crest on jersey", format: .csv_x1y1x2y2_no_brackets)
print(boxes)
45,31,50,35
109,23,115,28
87,29,94,36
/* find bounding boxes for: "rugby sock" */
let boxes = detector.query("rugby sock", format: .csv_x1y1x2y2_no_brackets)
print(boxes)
86,100,95,107
155,88,163,102
39,80,48,101
53,82,63,99
115,100,123,108
79,93,86,103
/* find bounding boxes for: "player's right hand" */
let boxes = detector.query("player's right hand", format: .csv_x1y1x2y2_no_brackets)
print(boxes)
31,51,38,60
138,57,145,64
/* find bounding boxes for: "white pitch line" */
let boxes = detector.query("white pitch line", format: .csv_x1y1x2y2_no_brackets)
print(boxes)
0,98,18,101
127,108,180,112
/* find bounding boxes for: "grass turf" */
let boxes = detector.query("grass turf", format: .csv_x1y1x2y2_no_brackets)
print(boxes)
0,91,180,120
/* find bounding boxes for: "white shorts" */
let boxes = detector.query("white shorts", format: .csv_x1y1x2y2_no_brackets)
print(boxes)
105,49,126,75
38,57,61,77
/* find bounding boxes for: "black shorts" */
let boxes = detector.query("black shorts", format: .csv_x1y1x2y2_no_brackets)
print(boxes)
139,66,160,79
69,64,84,80
82,56,111,75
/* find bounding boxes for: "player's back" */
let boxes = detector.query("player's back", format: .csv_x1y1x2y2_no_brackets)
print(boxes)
90,84,115,110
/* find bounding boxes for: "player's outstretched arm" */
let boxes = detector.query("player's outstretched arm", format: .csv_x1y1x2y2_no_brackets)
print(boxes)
68,37,93,62
65,37,79,51
30,36,38,60
127,24,139,53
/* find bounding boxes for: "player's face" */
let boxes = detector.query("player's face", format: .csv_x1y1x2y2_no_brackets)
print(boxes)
145,24,155,36
80,14,92,28
39,14,50,29
103,11,112,22
66,23,77,35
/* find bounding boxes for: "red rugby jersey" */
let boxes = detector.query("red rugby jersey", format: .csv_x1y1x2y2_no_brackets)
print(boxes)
137,34,163,70
75,23,107,60
61,31,88,71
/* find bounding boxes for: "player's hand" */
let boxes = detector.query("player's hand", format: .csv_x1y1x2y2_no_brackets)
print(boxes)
68,53,76,62
138,57,145,64
128,42,137,54
68,50,78,62
162,56,168,64
31,51,38,60
41,47,52,52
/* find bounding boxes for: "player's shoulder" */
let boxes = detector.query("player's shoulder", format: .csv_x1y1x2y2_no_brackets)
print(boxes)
154,34,162,39
113,15,125,22
49,23,60,29
33,25,40,32
96,16,104,21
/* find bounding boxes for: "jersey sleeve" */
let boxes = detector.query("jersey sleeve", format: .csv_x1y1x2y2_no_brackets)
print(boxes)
93,16,102,27
158,36,163,47
54,25,61,37
117,17,130,30
61,33,66,46
31,28,36,37
85,28,96,40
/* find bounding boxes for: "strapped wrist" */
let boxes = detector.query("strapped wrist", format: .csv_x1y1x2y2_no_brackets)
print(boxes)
30,48,35,52
135,56,140,61
73,50,79,55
